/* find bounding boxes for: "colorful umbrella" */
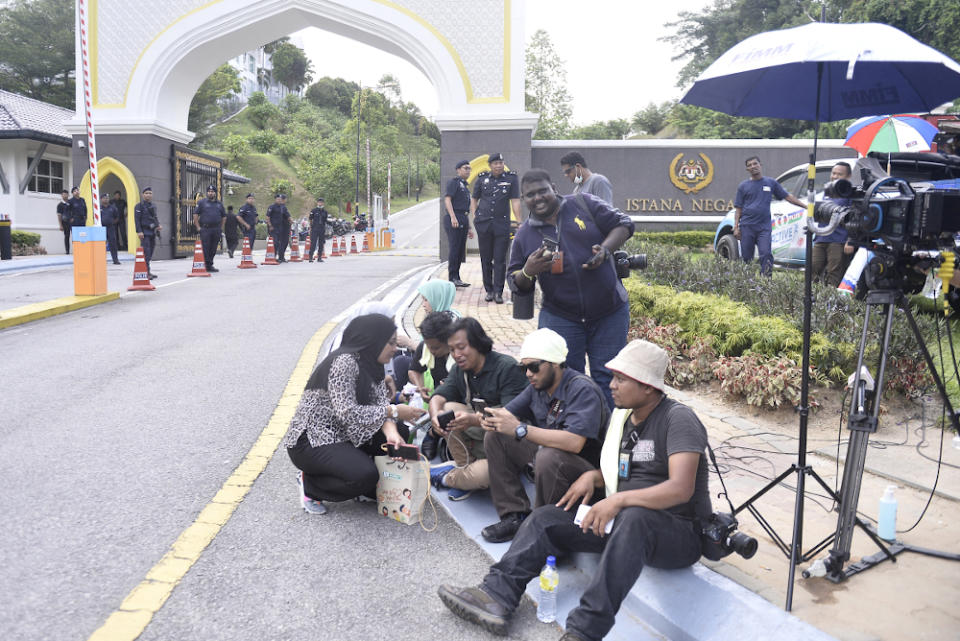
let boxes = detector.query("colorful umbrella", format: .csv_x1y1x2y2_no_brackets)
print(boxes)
844,114,940,155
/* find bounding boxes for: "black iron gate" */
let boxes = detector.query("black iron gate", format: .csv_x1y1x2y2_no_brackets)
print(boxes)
172,145,222,258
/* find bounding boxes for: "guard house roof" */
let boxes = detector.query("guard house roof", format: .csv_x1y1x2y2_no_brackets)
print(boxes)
223,168,250,184
0,90,73,147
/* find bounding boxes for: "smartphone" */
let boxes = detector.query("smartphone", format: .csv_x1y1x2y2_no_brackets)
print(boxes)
472,398,488,414
541,238,558,253
574,503,614,534
436,410,455,429
386,443,420,460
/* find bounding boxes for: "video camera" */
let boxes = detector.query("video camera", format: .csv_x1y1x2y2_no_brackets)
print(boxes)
612,250,648,279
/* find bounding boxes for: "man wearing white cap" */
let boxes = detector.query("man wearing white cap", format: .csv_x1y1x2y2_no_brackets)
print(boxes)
479,328,608,543
438,340,712,641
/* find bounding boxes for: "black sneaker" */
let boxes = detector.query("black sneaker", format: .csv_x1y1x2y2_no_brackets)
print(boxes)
494,293,504,304
207,265,219,272
485,292,495,302
437,585,510,636
481,512,527,543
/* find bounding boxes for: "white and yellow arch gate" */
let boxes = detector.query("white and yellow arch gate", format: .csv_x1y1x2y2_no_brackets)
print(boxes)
66,0,537,259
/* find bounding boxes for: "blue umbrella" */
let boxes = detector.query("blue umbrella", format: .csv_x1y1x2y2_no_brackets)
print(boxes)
680,20,960,614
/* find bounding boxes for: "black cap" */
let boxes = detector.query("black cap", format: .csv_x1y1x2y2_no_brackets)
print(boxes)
142,186,152,193
455,159,470,169
488,153,503,163
206,184,216,192
317,197,324,202
275,193,285,199
246,193,254,198
100,193,110,199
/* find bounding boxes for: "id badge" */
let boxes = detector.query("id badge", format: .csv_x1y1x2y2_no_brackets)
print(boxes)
618,450,631,479
551,250,564,274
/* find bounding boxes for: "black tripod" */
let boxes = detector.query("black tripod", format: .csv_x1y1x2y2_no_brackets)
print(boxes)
823,287,960,581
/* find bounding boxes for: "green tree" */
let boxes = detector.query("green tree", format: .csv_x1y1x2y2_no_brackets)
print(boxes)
843,0,960,63
270,42,314,92
188,63,241,134
305,77,359,114
525,29,573,139
223,134,251,163
632,101,675,136
568,119,632,140
0,0,74,108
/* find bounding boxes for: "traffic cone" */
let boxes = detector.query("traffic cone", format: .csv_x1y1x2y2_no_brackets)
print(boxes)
237,237,257,269
362,233,371,252
262,235,280,265
127,246,156,291
187,240,211,277
304,234,312,261
331,236,340,257
350,235,359,254
290,233,302,262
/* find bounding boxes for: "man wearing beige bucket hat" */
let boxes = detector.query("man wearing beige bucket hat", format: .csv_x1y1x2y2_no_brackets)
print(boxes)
479,328,608,543
439,340,712,641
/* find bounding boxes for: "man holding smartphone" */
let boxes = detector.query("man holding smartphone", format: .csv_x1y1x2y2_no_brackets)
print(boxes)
479,328,608,543
427,318,529,500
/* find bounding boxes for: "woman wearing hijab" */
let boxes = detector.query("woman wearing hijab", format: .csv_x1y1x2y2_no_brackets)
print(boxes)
283,313,426,514
397,280,461,352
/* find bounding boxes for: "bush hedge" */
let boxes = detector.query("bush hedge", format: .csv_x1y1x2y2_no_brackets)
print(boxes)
11,231,40,246
630,230,714,249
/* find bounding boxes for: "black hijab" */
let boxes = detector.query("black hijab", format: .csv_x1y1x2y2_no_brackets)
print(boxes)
306,313,396,403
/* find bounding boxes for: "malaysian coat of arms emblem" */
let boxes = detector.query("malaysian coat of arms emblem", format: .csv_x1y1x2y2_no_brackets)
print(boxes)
669,153,714,194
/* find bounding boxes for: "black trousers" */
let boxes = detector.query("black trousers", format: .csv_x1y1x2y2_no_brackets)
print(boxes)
444,212,469,280
141,234,156,269
200,227,220,266
287,424,410,502
481,504,702,641
309,226,325,259
225,232,239,255
105,225,119,263
274,227,290,260
62,223,71,254
475,222,509,294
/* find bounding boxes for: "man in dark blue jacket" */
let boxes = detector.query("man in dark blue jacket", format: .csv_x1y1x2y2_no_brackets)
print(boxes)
68,186,87,228
237,193,258,253
100,194,121,264
192,184,226,272
266,193,292,262
507,169,634,409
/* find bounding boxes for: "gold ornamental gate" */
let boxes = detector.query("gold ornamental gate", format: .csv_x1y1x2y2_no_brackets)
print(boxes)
172,145,222,258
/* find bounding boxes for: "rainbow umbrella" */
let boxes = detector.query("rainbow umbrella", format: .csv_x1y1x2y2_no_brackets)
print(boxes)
844,114,940,155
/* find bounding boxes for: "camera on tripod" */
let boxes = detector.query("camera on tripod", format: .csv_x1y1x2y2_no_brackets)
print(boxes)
700,511,758,561
613,250,648,279
813,174,960,257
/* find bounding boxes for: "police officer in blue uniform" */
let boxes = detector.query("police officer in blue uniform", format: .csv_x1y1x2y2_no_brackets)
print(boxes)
134,186,161,279
100,193,121,264
68,186,87,229
57,190,71,254
237,193,258,253
444,160,473,287
192,184,227,272
267,193,292,262
470,153,521,304
308,197,328,262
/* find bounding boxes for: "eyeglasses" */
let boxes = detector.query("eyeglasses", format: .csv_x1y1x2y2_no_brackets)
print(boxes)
519,360,546,374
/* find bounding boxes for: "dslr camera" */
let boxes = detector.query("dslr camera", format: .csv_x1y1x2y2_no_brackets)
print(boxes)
612,250,648,279
700,512,758,561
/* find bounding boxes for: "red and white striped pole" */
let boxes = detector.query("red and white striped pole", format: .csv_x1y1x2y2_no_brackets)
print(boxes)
77,0,101,226
387,161,391,219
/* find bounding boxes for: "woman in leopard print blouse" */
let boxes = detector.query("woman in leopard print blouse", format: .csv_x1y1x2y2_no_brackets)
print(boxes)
284,313,425,514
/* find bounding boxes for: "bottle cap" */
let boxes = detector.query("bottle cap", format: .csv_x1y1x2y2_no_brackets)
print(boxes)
882,485,896,500
546,555,556,566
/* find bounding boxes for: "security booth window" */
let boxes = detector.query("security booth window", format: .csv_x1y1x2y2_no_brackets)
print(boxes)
27,158,64,194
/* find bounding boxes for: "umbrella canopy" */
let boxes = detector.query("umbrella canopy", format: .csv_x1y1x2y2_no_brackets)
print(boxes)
680,22,960,122
844,114,939,155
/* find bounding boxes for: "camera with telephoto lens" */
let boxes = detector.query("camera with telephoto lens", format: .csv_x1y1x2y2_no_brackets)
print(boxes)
613,250,648,279
700,512,758,561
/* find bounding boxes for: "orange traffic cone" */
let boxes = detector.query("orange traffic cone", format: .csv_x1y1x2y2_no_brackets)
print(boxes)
237,237,257,269
262,235,280,265
350,235,359,254
127,246,156,291
289,233,302,262
304,234,312,261
331,236,340,257
187,240,211,277
362,233,371,252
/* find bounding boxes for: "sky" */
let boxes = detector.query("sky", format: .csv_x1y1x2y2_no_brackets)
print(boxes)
295,0,714,125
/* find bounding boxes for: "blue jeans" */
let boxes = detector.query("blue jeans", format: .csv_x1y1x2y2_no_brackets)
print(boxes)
538,303,629,410
739,221,772,275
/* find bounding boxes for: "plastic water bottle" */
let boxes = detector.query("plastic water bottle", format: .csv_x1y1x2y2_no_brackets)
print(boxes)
536,555,559,623
877,485,897,541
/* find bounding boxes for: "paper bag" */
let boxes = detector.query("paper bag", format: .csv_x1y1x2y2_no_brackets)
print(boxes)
374,456,430,525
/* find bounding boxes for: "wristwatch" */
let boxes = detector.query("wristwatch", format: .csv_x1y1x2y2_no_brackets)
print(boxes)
515,424,528,440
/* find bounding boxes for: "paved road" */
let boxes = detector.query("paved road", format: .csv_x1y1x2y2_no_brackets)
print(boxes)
0,202,560,641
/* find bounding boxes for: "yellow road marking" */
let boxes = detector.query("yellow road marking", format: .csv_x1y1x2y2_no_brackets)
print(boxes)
87,321,337,641
0,293,119,329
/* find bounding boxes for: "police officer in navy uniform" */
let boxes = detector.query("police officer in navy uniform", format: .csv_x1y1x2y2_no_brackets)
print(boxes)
308,196,328,262
470,153,521,304
68,186,87,229
192,184,227,272
57,189,71,254
267,193,292,262
134,186,162,279
100,193,121,264
444,160,473,287
237,193,258,254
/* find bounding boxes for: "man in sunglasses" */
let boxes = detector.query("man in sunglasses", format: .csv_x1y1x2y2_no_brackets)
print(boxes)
478,328,608,543
560,151,613,205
